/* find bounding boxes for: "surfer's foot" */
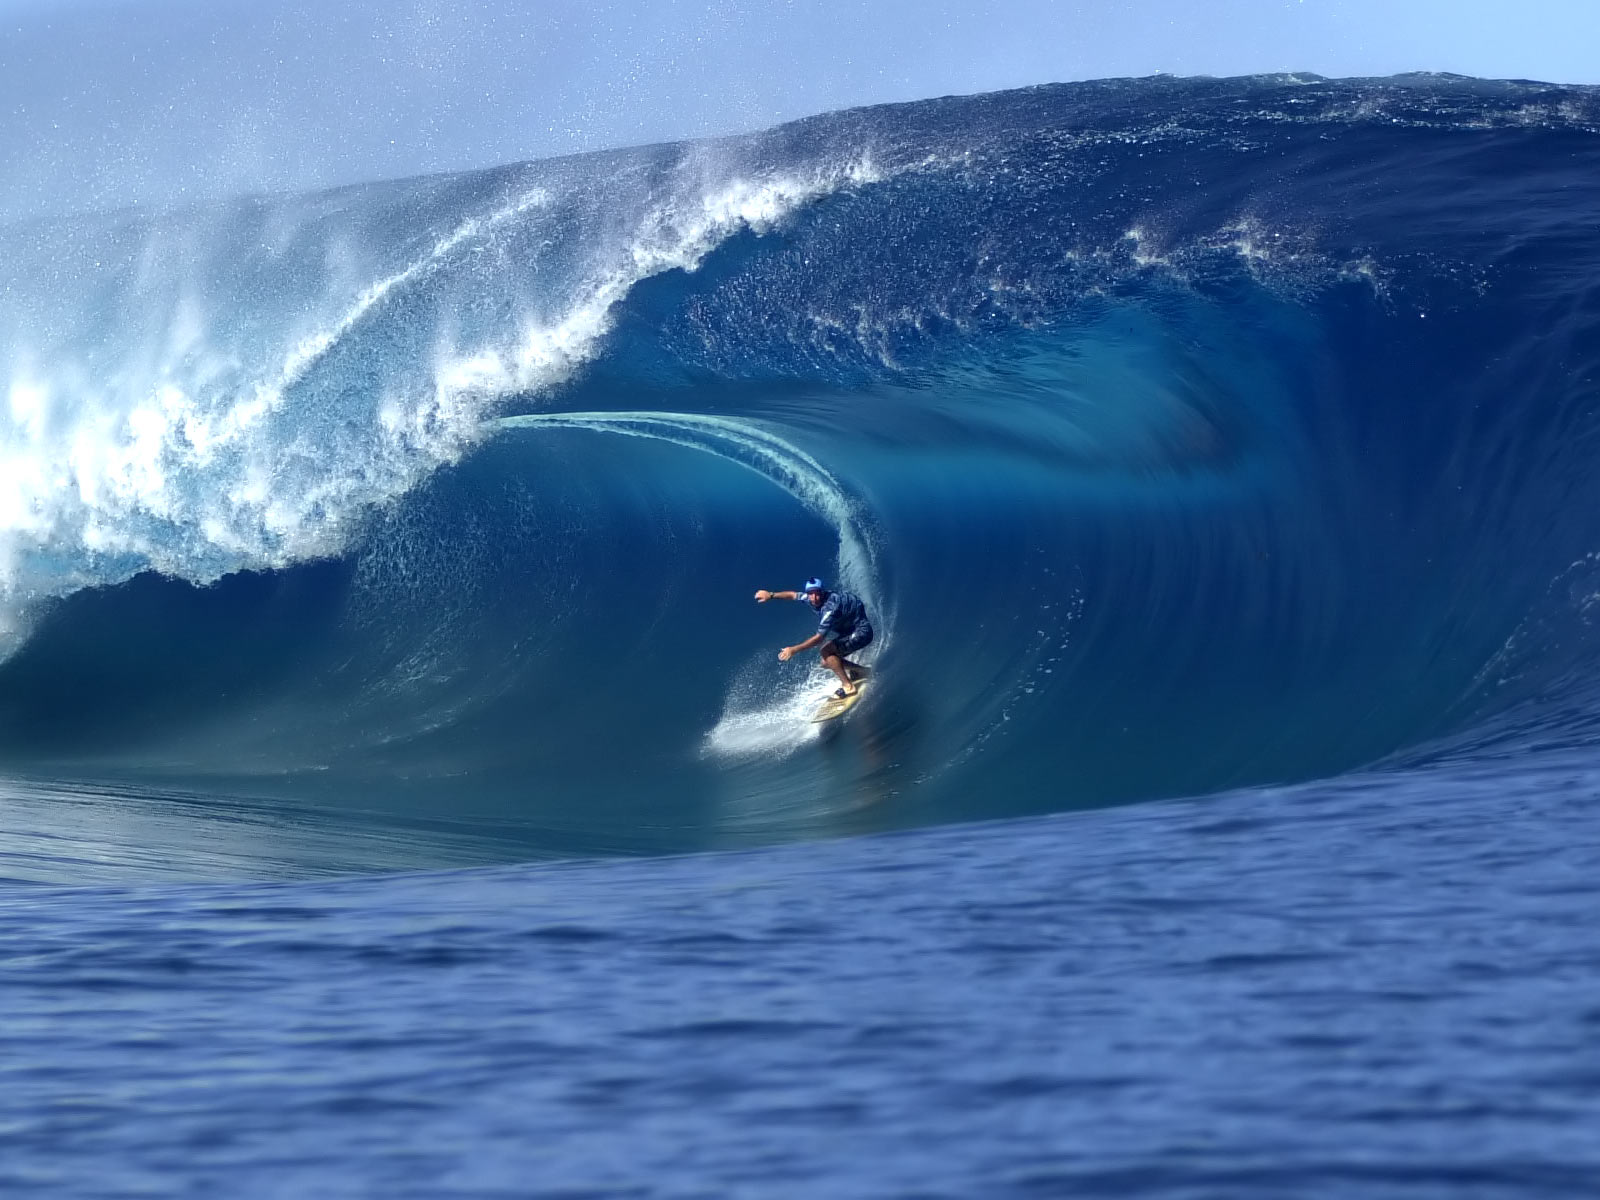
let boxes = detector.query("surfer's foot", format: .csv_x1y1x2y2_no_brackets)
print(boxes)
834,685,856,699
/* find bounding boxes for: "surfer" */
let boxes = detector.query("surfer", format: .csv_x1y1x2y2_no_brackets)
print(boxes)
754,578,873,697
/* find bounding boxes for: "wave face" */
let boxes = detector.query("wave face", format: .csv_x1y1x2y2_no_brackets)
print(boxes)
1,74,1598,861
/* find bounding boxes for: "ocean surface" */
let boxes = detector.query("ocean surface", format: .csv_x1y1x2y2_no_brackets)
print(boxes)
3,72,1599,1195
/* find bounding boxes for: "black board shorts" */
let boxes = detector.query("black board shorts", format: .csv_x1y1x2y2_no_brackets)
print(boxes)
821,625,874,659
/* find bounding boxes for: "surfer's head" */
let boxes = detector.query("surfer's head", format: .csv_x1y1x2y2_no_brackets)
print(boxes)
802,578,828,607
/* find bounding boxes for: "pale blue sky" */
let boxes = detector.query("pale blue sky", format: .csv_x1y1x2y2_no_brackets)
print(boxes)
1,0,1596,220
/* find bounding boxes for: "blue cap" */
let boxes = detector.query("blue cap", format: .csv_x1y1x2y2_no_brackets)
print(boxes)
801,578,827,594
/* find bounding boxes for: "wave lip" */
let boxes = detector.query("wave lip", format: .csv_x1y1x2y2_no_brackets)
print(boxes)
0,148,885,655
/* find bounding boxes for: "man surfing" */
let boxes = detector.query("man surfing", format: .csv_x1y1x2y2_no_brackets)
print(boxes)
754,578,874,697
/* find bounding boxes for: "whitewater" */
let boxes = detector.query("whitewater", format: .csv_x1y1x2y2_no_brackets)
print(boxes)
4,74,1600,1196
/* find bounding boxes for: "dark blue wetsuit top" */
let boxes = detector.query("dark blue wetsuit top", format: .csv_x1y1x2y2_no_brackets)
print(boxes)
812,590,869,642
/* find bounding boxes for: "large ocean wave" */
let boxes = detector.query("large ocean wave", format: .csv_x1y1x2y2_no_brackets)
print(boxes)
2,73,1597,860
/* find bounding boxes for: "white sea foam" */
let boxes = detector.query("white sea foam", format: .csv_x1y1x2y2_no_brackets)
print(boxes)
277,187,554,388
701,657,845,760
0,155,882,657
431,157,883,406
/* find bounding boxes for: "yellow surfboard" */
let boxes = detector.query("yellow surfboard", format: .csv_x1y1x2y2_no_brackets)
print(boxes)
810,678,868,723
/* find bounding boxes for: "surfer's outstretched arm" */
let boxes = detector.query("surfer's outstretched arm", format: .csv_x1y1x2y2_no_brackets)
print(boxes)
754,589,801,602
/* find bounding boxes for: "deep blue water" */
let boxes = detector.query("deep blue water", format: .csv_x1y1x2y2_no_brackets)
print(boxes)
7,753,1600,1196
2,73,1600,1194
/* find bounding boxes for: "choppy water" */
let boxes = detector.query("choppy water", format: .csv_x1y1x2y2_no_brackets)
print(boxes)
7,748,1600,1196
3,72,1599,1194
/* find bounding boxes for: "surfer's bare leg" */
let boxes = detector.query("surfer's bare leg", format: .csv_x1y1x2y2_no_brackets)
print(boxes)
820,648,856,695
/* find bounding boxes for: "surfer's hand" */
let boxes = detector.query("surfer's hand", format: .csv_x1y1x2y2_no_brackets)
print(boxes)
755,590,772,603
778,645,794,661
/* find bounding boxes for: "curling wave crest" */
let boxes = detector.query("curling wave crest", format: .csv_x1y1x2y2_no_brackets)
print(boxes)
0,73,1597,866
